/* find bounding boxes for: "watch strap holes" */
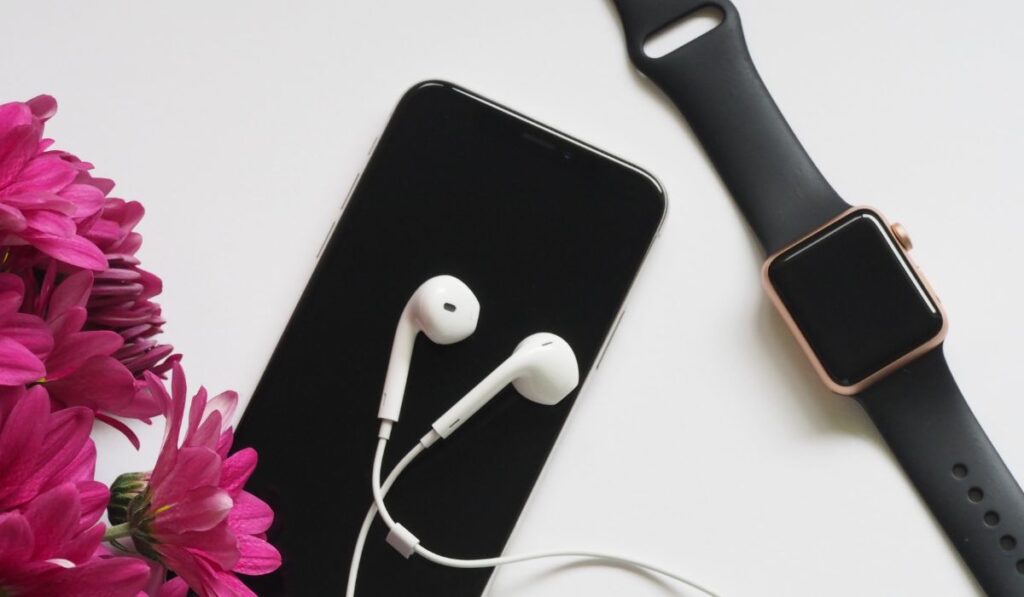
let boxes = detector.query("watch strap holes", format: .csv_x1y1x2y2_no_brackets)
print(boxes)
643,6,724,59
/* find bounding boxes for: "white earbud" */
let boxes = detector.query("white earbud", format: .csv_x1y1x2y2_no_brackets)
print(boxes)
429,332,579,441
378,275,480,423
352,326,719,597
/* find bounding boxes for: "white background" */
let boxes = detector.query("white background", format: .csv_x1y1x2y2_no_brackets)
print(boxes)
3,1,1023,595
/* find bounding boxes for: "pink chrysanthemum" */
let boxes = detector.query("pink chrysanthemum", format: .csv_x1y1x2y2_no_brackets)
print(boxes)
0,96,106,271
0,386,150,596
0,485,151,597
79,195,176,381
1,92,279,595
29,268,163,421
0,95,174,438
0,385,99,512
107,364,281,596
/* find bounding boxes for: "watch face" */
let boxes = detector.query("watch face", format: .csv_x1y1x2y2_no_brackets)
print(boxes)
764,208,944,391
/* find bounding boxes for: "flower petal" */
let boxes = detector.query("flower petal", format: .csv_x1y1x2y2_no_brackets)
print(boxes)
214,569,259,596
0,382,46,509
26,95,57,121
0,120,41,190
49,431,97,487
205,391,238,430
0,511,33,565
0,202,26,231
23,209,75,237
47,269,93,318
0,101,34,128
188,411,222,451
157,486,232,534
23,483,81,560
45,355,136,414
22,556,151,597
233,534,282,576
120,343,174,376
3,154,78,196
186,386,208,443
157,545,226,597
112,383,163,421
228,491,273,535
45,330,123,380
93,413,142,449
159,524,239,572
0,335,45,385
0,312,54,360
94,267,141,282
0,273,25,319
13,405,93,504
215,428,234,459
219,448,257,497
149,365,186,489
57,521,104,564
76,481,109,531
157,577,189,597
151,447,221,507
58,183,105,219
21,230,107,271
47,305,87,339
2,191,76,215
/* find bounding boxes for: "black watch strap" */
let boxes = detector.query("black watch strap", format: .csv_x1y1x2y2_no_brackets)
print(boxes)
611,1,1024,594
858,348,1024,596
611,0,848,254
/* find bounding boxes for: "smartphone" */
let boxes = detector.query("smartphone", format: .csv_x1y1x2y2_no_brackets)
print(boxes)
234,81,666,596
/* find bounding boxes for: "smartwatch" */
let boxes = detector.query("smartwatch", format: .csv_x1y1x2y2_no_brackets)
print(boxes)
610,1,1024,594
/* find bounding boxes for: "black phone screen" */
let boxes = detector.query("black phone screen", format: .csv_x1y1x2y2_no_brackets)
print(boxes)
235,81,665,596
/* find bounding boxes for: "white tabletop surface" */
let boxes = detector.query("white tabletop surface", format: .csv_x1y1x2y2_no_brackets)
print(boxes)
4,1,1023,595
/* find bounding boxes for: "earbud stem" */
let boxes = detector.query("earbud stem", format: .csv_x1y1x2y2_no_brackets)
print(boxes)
430,358,522,440
378,316,416,423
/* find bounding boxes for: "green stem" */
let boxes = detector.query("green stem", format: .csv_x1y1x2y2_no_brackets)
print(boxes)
104,522,132,541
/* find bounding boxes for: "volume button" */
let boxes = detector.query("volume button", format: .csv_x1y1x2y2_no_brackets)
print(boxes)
341,171,361,212
595,309,627,370
316,219,338,261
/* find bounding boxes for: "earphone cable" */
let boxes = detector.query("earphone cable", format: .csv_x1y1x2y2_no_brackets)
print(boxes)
345,439,427,597
369,437,722,597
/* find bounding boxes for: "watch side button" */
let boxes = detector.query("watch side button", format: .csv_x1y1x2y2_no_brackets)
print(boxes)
891,222,913,251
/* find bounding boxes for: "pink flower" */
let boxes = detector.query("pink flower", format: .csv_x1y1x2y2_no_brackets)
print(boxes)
0,96,107,271
0,485,150,597
0,274,51,386
0,386,150,596
81,197,176,382
30,268,162,421
108,364,280,596
1,266,162,446
0,385,97,512
1,94,173,432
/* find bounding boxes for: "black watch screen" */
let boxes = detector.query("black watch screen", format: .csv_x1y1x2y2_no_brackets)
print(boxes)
765,209,945,389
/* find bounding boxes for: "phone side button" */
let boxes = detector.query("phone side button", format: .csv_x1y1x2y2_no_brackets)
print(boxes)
316,219,339,261
341,171,361,212
595,309,626,370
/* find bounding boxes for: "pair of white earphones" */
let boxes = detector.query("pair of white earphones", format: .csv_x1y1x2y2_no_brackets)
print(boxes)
346,275,719,596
